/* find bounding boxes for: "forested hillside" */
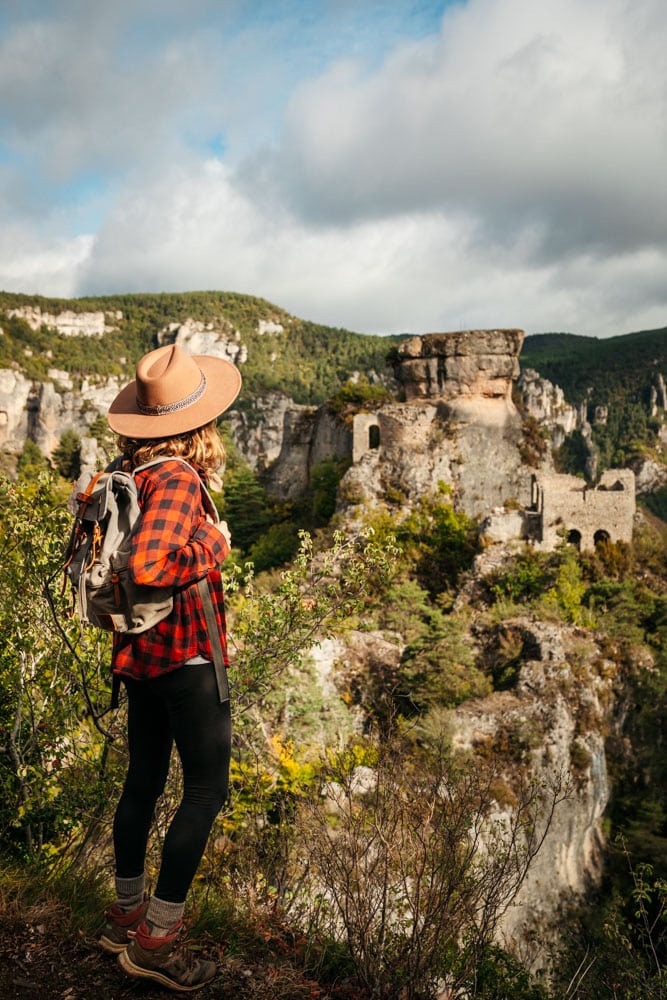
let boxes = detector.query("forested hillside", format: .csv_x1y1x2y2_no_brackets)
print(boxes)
0,290,400,404
522,327,667,405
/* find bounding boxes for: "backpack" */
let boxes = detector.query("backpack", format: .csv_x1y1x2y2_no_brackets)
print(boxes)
63,457,218,635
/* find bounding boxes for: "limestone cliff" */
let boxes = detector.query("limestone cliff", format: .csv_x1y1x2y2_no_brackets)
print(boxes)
450,619,616,965
6,306,122,337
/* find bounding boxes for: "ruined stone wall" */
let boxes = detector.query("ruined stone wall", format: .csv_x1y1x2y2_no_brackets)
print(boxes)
536,469,636,552
352,412,381,464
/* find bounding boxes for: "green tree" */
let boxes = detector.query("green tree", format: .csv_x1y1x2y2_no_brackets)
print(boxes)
309,456,348,524
17,439,50,480
247,521,300,573
221,464,271,552
52,429,81,481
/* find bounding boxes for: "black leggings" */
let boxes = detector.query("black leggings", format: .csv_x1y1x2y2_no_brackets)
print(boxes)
113,662,232,903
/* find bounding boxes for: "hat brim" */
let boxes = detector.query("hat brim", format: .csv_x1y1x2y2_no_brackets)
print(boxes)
107,355,242,439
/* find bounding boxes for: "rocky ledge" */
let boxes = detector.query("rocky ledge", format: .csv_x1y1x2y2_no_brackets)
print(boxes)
394,329,525,403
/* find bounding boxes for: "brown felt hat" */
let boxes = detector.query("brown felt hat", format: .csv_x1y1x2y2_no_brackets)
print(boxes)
107,344,242,439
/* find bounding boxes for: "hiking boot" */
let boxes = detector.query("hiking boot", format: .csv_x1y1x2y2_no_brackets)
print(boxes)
98,897,148,954
118,920,217,992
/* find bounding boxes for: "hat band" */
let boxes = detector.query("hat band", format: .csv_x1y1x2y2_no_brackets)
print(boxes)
136,371,207,416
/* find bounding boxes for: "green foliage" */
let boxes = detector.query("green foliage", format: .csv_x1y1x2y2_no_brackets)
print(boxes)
87,415,116,463
413,492,479,596
0,473,115,860
384,486,480,597
522,328,667,477
489,549,552,604
0,290,403,405
17,439,50,480
543,544,590,624
51,429,81,481
247,521,301,574
397,612,491,715
221,464,272,552
309,456,349,524
488,544,592,626
643,484,667,522
225,529,400,726
553,429,589,476
327,374,392,417
522,327,667,408
469,945,550,999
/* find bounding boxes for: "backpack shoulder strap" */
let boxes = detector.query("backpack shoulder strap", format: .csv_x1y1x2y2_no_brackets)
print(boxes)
132,457,219,522
197,577,229,703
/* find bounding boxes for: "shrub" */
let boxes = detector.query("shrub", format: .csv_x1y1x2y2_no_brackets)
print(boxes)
489,549,552,604
397,614,491,715
291,737,566,1000
52,429,81,481
247,521,301,574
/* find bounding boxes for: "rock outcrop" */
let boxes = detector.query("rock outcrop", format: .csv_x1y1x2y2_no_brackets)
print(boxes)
518,368,578,448
0,367,122,462
339,400,532,519
394,329,524,418
157,317,248,366
450,619,617,966
7,306,121,337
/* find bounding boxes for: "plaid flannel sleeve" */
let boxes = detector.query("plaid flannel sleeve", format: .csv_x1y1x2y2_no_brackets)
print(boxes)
129,467,229,588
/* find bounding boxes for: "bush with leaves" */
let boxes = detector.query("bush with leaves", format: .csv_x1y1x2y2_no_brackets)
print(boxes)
17,439,50,480
290,735,566,1000
0,473,116,861
396,611,491,716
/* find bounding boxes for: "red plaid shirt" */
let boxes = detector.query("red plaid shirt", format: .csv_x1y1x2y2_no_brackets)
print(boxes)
112,459,230,682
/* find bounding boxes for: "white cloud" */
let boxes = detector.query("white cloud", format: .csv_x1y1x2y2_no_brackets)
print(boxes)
0,0,666,338
0,227,93,297
77,160,667,337
274,0,667,258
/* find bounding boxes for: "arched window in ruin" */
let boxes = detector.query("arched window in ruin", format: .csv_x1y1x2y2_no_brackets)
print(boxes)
594,529,611,546
369,423,380,450
567,529,582,549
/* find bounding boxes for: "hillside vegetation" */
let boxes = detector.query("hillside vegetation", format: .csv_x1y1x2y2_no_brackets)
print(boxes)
522,327,667,477
522,327,667,405
0,290,402,405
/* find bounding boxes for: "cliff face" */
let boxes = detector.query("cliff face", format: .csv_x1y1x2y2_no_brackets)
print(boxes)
6,306,122,337
300,613,620,965
450,619,616,964
339,400,533,519
0,367,122,463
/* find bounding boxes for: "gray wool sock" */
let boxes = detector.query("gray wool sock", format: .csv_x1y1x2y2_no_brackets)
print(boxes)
114,872,145,912
145,896,185,936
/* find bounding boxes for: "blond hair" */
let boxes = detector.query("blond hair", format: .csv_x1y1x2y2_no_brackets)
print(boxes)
116,419,226,477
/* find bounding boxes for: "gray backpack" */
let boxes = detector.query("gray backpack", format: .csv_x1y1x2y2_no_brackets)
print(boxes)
63,458,217,635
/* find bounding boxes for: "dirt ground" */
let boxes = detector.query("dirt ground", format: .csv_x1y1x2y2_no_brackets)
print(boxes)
0,910,359,1000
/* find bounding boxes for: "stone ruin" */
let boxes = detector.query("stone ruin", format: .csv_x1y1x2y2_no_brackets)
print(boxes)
528,470,636,552
349,329,636,552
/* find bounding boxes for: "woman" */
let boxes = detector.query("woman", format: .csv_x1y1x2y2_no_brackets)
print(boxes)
97,343,241,992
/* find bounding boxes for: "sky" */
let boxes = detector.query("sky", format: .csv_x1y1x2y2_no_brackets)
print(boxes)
0,0,666,338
